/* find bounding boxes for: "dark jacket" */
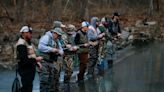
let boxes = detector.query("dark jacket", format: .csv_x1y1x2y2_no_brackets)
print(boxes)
16,38,36,70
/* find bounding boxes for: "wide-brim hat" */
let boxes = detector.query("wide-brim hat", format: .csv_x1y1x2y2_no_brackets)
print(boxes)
53,21,66,28
51,28,63,35
67,24,76,32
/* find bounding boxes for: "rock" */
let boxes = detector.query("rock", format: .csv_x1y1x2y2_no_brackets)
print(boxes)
1,44,14,55
135,20,144,27
0,44,15,69
128,35,134,41
135,20,157,28
124,27,137,33
145,21,157,26
3,32,10,42
0,62,15,70
120,30,130,40
132,31,153,47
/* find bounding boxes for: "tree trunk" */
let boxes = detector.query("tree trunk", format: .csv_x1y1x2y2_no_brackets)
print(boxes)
52,0,62,21
13,0,16,6
16,0,24,22
74,0,88,20
0,0,13,22
23,0,29,24
63,0,70,14
149,0,154,16
110,0,115,6
156,0,160,11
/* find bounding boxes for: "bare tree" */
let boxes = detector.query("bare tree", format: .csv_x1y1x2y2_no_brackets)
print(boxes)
63,0,70,14
156,0,160,11
0,0,13,22
13,0,16,6
149,0,154,16
52,0,62,21
73,0,88,19
110,0,116,6
15,0,25,22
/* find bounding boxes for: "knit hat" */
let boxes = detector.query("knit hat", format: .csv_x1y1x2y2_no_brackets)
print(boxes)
20,26,32,33
51,28,63,35
53,21,66,28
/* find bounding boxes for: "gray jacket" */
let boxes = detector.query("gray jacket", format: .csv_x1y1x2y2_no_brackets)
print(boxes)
38,31,56,53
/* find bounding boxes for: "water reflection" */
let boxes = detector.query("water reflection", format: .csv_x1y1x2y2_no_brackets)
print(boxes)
99,71,115,92
112,42,164,92
78,69,116,92
78,82,86,92
1,42,164,92
63,83,70,92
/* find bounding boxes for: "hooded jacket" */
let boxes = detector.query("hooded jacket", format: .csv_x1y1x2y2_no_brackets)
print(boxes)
87,17,100,42
38,31,56,53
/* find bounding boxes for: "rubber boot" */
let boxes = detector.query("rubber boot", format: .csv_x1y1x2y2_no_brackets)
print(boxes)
108,60,113,68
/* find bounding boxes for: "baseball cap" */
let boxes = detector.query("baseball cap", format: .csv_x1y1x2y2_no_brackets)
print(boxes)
82,21,90,27
20,26,32,33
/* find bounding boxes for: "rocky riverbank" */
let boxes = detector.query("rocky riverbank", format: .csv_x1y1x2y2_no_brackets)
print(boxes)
0,19,163,69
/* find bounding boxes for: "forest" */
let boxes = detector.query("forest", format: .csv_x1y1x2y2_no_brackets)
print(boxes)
0,0,163,29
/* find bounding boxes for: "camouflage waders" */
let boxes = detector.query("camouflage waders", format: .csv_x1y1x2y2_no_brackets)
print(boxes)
38,39,62,92
63,53,76,83
87,44,99,75
63,49,79,83
39,60,61,92
61,31,79,83
105,40,115,68
62,54,72,82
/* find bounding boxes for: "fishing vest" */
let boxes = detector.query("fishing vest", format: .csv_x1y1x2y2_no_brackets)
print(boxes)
98,25,106,33
67,33,75,45
60,33,67,46
37,35,58,60
16,38,36,59
77,30,88,53
64,33,77,55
